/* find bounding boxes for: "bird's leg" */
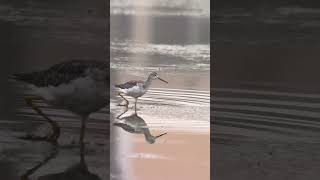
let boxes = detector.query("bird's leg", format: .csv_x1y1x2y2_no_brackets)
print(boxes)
20,142,58,180
117,93,129,107
116,106,129,119
134,98,138,113
20,96,60,143
79,117,88,164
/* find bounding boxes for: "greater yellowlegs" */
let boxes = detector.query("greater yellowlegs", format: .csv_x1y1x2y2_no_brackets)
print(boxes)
114,109,167,144
114,72,168,111
12,60,109,144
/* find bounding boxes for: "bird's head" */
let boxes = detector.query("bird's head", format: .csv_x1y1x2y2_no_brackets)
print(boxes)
149,72,168,84
146,132,167,144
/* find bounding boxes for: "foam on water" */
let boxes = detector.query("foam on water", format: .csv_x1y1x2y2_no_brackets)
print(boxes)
111,40,210,71
110,0,209,17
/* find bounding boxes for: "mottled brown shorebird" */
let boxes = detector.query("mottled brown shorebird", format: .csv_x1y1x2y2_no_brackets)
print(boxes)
12,60,109,145
114,72,168,111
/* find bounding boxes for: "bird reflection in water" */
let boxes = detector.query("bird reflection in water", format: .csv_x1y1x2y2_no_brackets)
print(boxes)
20,141,101,180
113,107,167,144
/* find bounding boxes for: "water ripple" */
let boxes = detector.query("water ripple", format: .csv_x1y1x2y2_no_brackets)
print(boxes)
213,87,320,136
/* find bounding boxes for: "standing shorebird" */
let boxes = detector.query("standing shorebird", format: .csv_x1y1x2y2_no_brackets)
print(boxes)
114,72,168,111
12,60,109,145
114,109,167,144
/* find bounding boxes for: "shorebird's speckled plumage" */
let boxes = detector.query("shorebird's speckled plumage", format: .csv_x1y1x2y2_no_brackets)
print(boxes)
114,72,168,110
114,80,144,90
13,60,108,87
13,60,109,143
14,60,109,116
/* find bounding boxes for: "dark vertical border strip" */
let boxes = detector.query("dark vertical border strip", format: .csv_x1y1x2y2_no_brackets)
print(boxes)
106,0,111,179
210,0,214,179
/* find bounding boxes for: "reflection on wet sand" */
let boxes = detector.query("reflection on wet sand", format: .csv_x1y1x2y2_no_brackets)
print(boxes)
110,84,210,180
113,108,167,144
20,141,101,180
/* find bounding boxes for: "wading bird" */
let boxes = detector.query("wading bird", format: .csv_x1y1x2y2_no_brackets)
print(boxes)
12,60,109,144
114,72,168,111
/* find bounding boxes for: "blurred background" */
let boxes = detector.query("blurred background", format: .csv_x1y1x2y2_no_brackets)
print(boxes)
0,1,109,179
213,1,320,179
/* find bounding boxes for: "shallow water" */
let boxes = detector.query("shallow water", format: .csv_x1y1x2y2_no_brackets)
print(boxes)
0,0,211,179
111,40,210,72
110,1,210,179
213,86,320,138
110,74,210,179
109,83,210,179
212,82,320,180
212,1,320,178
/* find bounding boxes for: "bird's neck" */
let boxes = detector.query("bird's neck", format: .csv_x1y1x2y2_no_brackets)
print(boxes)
144,77,153,88
143,129,153,140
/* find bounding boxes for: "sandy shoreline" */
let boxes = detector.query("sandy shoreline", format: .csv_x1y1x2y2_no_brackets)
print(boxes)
212,131,320,180
110,67,210,180
129,132,210,180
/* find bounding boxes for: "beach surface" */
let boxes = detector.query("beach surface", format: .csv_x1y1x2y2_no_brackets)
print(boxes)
110,2,210,178
131,132,210,180
110,70,210,180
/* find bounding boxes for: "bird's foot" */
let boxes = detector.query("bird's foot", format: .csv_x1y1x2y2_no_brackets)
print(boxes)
18,126,60,144
20,175,30,180
18,134,46,141
18,134,58,143
130,106,139,111
117,103,128,107
46,124,60,142
117,99,129,107
117,99,128,105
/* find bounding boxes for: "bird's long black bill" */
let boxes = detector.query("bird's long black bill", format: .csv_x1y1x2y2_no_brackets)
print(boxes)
113,122,121,127
157,77,168,83
155,132,167,139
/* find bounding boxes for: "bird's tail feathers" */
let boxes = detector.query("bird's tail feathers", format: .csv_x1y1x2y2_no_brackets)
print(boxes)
9,73,26,82
8,73,22,83
9,72,37,84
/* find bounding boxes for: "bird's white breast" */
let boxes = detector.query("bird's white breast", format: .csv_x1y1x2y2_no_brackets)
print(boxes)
31,76,108,115
125,83,146,98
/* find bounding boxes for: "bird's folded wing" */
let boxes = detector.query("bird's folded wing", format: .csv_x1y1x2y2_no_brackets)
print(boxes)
115,80,143,89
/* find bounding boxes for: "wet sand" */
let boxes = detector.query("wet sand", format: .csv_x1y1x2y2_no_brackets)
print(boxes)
213,132,320,180
109,1,210,179
212,85,320,179
130,132,210,180
111,69,210,180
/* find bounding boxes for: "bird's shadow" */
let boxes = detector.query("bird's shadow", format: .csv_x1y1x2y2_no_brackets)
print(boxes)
20,141,102,180
113,107,167,144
